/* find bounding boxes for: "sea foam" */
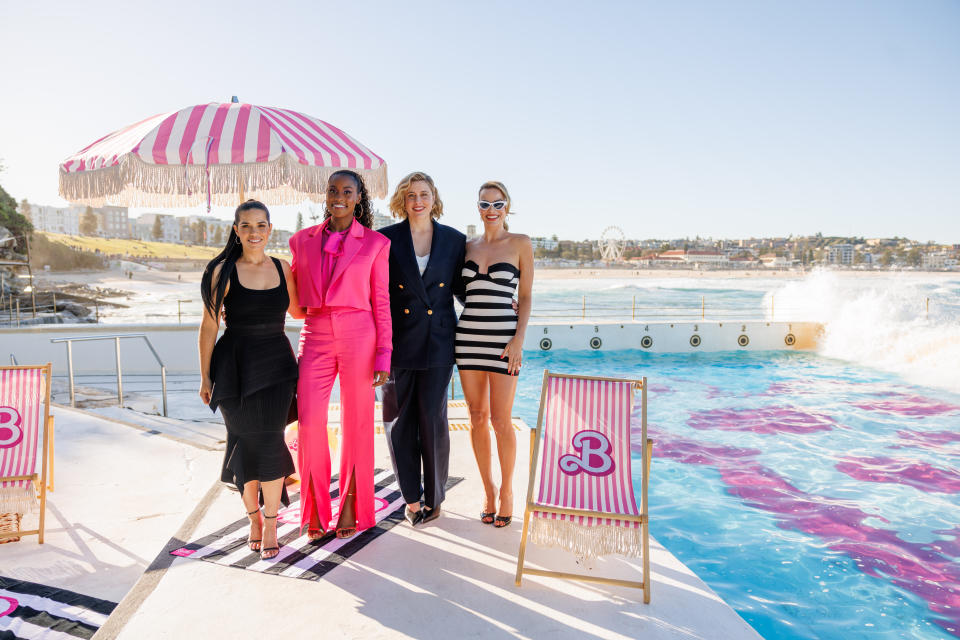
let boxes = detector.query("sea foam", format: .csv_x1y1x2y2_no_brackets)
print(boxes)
767,270,960,394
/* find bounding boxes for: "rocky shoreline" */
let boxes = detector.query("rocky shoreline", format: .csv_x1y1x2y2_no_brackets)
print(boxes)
1,226,130,325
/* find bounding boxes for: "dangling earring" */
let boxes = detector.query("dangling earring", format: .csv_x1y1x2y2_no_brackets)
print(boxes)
235,236,241,245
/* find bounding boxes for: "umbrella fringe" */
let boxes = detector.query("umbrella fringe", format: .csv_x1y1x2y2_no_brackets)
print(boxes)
59,155,388,207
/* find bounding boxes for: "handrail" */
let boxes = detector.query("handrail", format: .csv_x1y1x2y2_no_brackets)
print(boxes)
49,333,168,416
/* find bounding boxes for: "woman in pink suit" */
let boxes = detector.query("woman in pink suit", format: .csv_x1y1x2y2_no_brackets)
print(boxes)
290,170,392,539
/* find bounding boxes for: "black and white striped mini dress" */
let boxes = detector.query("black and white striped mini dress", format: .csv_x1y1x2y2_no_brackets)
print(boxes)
455,260,520,376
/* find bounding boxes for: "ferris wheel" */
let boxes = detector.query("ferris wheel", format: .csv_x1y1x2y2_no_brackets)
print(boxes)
599,226,626,262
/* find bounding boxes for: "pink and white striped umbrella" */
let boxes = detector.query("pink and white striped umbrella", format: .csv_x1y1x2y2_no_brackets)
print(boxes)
59,102,387,209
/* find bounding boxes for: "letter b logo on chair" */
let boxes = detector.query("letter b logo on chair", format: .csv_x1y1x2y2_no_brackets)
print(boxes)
0,406,23,448
558,430,614,476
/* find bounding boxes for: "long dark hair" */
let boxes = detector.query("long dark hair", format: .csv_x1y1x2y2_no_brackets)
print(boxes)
200,200,270,317
324,170,373,228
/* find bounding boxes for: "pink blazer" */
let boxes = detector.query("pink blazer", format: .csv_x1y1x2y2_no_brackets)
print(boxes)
289,218,392,372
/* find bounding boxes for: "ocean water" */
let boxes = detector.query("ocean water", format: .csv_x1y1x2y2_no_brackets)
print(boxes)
513,350,960,640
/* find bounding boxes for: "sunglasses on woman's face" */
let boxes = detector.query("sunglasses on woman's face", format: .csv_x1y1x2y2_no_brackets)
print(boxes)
478,200,507,211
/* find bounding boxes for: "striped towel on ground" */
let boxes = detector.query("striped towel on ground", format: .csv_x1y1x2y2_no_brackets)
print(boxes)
0,576,116,640
171,470,462,581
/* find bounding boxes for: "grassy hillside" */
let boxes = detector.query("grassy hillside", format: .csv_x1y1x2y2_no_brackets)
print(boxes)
30,232,108,270
39,232,223,260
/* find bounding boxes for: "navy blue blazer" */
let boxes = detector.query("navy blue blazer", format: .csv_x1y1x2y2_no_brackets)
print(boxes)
380,219,466,370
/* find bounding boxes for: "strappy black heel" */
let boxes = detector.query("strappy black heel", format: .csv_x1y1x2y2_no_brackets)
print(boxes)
246,509,262,551
260,513,280,559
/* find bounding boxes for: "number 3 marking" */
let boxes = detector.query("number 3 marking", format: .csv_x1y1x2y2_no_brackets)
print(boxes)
0,406,24,448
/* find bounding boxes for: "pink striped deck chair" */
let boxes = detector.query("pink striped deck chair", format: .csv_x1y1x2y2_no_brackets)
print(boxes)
0,364,54,544
516,371,653,602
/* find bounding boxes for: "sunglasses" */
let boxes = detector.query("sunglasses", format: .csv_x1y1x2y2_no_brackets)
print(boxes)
478,200,507,211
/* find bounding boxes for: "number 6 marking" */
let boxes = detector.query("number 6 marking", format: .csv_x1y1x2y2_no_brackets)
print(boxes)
0,406,24,448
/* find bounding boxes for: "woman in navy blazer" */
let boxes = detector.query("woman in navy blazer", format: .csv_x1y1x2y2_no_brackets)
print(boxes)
380,171,465,526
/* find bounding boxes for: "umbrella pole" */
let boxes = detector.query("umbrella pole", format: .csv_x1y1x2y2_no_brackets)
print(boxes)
239,175,245,203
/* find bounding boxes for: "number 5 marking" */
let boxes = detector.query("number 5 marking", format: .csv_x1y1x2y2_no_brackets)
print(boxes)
0,406,24,448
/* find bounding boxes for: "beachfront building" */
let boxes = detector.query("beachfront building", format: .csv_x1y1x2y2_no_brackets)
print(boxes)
30,205,80,235
827,244,855,266
371,211,393,230
204,218,233,245
759,253,792,268
94,206,130,239
269,229,293,250
685,249,728,266
178,215,231,245
653,249,729,267
531,237,559,251
729,255,760,268
922,252,958,270
134,213,180,243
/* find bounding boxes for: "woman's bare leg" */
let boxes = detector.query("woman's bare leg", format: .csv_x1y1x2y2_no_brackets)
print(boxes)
260,477,284,558
459,370,497,520
335,471,357,538
489,373,519,525
241,480,262,550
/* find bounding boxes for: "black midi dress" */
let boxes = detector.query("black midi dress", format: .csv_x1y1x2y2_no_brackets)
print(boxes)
208,257,298,504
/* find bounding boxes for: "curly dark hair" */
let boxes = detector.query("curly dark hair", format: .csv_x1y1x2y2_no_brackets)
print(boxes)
324,170,373,228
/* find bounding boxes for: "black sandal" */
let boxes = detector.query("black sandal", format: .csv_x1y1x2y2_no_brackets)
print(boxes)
260,513,280,560
493,515,512,528
246,509,262,551
480,511,496,525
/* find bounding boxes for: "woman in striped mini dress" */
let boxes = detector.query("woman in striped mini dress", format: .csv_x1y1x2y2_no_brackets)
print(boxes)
455,181,533,528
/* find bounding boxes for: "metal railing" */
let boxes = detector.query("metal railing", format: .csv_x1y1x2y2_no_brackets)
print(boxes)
0,293,102,326
49,333,168,416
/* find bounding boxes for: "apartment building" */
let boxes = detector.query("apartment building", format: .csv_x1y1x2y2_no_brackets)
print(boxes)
31,205,79,235
922,252,958,270
531,237,559,250
95,206,130,239
371,212,394,231
827,244,855,265
134,214,180,243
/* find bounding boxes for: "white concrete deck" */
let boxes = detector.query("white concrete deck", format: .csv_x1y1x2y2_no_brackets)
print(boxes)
1,406,761,640
0,406,222,602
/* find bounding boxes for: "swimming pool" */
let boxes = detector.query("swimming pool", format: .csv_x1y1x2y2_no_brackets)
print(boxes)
514,349,960,640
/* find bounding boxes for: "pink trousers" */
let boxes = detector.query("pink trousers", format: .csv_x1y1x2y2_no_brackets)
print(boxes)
297,308,377,533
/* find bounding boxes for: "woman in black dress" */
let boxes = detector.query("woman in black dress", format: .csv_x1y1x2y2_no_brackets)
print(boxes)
199,200,304,559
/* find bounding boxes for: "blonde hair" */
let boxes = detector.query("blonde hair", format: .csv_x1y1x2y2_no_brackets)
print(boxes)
389,171,444,219
478,180,512,231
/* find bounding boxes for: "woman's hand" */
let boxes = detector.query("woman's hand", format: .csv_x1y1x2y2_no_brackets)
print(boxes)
199,377,213,405
501,337,523,375
373,371,390,387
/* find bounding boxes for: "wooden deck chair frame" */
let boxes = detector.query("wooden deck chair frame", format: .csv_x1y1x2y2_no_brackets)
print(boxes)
515,370,653,603
0,363,54,544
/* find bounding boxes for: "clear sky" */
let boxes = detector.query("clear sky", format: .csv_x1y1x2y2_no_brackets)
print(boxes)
1,0,958,242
